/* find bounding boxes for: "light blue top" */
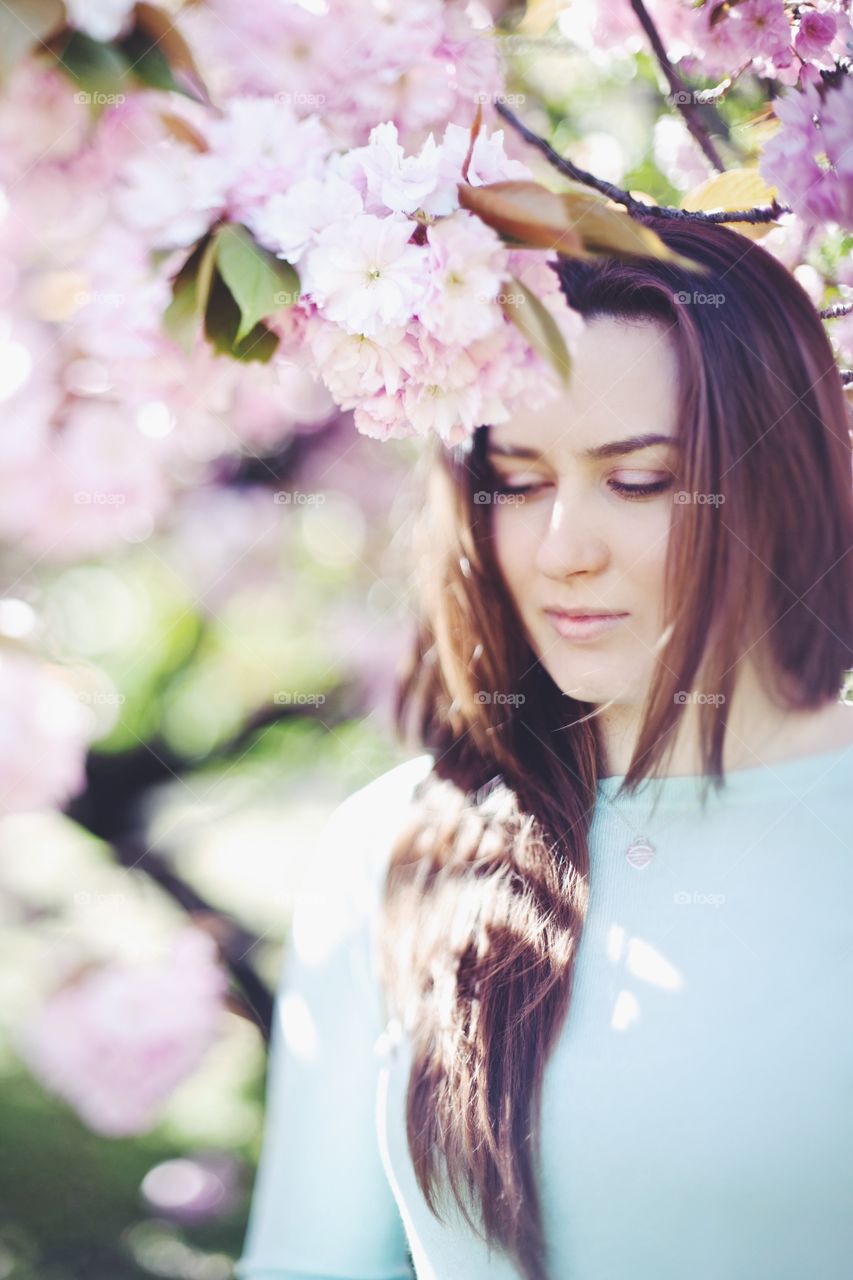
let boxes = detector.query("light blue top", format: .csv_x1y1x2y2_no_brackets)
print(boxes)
236,741,853,1280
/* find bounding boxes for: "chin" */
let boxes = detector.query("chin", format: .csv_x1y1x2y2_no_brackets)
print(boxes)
541,659,634,706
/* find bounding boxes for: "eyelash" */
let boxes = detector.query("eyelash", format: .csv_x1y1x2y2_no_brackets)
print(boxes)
492,478,673,500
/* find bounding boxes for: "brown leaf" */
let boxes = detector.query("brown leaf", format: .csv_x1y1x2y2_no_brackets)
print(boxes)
461,101,483,184
560,191,704,270
457,180,585,253
500,275,572,385
133,1,211,104
459,180,703,272
680,168,779,240
158,111,209,152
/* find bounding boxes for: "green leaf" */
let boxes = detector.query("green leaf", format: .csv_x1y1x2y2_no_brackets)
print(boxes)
117,26,181,94
130,1,211,104
52,29,132,98
232,321,280,363
500,276,572,386
214,223,300,345
162,233,216,354
203,273,280,364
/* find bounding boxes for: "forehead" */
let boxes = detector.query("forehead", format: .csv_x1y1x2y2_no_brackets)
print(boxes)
488,314,680,456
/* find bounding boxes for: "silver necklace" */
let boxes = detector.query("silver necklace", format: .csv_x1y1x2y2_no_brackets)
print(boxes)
598,774,714,868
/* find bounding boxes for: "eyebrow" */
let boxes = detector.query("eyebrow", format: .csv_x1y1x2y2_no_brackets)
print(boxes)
485,432,680,461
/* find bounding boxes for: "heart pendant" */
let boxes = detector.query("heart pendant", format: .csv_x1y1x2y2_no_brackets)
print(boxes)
626,837,655,869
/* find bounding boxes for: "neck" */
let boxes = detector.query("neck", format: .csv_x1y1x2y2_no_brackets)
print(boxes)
594,665,853,779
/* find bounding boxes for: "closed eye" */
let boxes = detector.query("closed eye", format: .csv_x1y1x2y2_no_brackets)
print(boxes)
490,477,674,500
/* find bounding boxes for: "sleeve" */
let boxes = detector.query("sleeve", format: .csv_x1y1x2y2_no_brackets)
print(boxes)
235,755,433,1280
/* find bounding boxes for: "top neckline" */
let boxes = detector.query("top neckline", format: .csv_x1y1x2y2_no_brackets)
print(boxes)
595,739,853,809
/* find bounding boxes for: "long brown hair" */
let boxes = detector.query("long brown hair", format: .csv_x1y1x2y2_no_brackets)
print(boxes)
377,213,853,1280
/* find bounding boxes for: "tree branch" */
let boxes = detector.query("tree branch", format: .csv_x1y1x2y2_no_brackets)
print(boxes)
820,302,853,319
114,837,275,1042
629,0,726,172
494,101,791,224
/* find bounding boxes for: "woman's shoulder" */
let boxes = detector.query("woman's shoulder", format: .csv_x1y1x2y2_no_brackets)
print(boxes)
302,752,436,911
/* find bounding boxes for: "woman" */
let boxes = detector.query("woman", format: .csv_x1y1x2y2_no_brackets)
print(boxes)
236,213,853,1280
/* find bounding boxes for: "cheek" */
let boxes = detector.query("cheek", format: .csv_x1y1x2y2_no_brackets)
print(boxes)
491,511,537,604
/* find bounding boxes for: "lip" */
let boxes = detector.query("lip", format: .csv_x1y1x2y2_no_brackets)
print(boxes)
544,608,629,642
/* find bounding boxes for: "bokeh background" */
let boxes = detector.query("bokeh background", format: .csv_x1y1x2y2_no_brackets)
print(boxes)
2,0,852,1276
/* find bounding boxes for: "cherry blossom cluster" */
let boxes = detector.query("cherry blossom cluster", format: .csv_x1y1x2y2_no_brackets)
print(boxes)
250,119,583,444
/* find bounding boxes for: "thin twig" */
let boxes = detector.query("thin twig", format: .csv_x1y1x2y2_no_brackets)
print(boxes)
820,302,853,319
629,0,726,171
495,101,791,224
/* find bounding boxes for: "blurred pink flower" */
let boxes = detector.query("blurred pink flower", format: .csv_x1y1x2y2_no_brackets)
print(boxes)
795,10,838,65
760,76,853,230
21,928,228,1137
175,0,502,151
0,652,94,815
683,0,794,79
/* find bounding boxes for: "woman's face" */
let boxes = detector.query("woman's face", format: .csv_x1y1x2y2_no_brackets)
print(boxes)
487,314,682,709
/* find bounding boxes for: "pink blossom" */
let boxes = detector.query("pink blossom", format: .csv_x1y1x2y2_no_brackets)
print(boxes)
249,172,363,263
401,331,485,442
300,214,430,339
175,0,501,151
0,652,94,815
795,11,838,65
0,62,89,182
685,0,794,80
336,122,442,216
352,391,414,441
20,929,227,1136
420,211,510,345
402,377,485,444
423,122,532,217
196,97,332,225
307,320,422,407
760,76,853,230
114,143,226,250
820,74,853,182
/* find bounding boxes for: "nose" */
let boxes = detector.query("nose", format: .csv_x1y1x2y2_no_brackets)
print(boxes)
533,489,610,581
